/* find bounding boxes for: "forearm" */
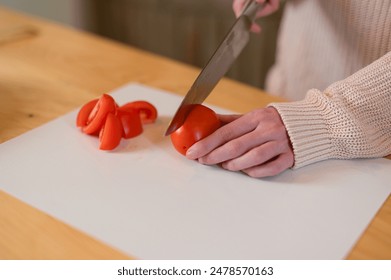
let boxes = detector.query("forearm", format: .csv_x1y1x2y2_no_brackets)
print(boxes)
270,51,391,168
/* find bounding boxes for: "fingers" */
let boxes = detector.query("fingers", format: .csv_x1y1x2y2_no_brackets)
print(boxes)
233,0,280,18
251,23,262,33
186,106,294,178
198,128,272,165
242,152,294,178
256,0,280,17
232,0,247,17
216,114,241,125
186,113,257,159
220,140,285,171
189,107,285,161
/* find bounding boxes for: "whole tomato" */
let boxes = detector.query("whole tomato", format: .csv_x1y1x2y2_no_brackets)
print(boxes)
170,104,221,156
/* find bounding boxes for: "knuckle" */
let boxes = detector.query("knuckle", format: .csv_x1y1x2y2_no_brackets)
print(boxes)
245,169,260,178
283,152,295,168
222,160,237,171
269,157,291,176
216,127,235,142
198,154,214,165
245,167,270,178
269,162,285,176
244,155,291,178
200,140,215,154
225,141,243,157
247,110,263,126
250,146,270,161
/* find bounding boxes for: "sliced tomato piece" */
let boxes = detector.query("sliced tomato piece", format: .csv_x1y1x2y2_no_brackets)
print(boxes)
76,99,98,127
117,109,143,139
119,101,158,124
83,94,116,135
99,113,123,150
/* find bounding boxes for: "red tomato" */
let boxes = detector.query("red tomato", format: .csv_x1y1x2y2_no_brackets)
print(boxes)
170,104,221,156
76,94,159,150
120,101,158,124
76,99,98,127
99,113,123,150
117,109,143,139
83,94,116,135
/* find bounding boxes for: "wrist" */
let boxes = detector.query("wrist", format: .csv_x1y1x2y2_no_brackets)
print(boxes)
268,90,334,168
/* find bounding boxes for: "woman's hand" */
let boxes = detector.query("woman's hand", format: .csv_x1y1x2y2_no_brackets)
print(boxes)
232,0,280,33
186,107,294,178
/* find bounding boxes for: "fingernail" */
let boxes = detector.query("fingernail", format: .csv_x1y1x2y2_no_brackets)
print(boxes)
186,147,196,159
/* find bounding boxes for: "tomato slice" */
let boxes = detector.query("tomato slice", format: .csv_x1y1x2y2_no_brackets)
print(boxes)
117,109,143,139
119,101,158,124
99,113,123,150
76,95,159,150
76,99,98,127
83,94,116,135
170,104,221,156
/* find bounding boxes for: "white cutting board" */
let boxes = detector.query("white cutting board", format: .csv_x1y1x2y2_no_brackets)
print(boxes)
1,83,390,259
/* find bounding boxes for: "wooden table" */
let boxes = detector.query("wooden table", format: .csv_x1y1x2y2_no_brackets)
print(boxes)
0,6,390,260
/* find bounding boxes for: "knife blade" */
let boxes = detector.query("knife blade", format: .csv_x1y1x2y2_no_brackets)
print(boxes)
164,0,264,136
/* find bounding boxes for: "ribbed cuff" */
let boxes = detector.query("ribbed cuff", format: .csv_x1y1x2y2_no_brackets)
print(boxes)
269,90,334,169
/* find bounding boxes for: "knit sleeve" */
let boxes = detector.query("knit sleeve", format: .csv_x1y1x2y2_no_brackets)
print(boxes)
269,51,391,168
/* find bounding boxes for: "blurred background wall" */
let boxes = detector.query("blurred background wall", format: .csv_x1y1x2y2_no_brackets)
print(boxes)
0,0,84,28
0,0,284,89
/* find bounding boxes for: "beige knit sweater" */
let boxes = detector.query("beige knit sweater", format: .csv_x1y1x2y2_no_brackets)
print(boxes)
267,0,391,168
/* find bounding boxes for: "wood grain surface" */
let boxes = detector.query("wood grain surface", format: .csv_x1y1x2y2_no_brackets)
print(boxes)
0,6,389,259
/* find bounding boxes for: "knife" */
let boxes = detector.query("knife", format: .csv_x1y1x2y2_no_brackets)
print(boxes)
164,0,264,136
